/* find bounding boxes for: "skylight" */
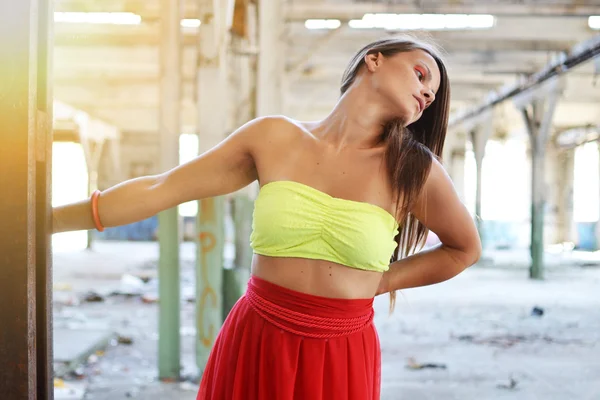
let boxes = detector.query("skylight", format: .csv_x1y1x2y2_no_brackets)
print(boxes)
305,19,342,30
347,13,496,30
54,12,142,25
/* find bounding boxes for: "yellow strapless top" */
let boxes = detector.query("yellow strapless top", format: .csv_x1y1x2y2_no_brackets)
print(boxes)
250,180,399,273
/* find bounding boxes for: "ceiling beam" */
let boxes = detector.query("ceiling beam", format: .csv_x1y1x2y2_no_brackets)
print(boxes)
450,35,600,127
53,0,600,19
285,2,600,20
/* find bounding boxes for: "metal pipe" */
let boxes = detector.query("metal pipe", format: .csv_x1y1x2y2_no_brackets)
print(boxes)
450,35,600,127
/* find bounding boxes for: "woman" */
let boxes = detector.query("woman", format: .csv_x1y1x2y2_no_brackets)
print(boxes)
53,37,481,399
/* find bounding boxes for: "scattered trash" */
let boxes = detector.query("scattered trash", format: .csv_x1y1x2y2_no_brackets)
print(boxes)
54,292,81,307
180,381,199,392
455,333,586,348
54,283,73,291
457,334,527,348
497,375,518,390
83,291,105,303
72,366,86,379
136,274,153,283
113,274,147,296
124,388,140,398
141,294,159,304
182,286,196,303
406,357,447,370
118,335,134,345
531,306,544,317
54,378,86,400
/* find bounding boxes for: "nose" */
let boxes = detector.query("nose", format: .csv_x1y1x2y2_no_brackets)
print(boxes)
422,87,435,104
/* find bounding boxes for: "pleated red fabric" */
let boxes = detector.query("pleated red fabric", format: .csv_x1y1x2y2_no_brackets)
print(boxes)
196,276,381,400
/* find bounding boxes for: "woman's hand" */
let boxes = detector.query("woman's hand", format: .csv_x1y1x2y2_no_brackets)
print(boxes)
383,158,481,291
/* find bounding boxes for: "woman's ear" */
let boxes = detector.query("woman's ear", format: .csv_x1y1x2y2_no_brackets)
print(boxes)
364,52,382,72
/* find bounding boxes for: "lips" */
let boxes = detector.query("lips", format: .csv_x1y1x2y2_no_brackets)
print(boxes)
413,95,425,113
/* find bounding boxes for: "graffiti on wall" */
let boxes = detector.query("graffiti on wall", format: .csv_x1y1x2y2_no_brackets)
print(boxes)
197,197,218,348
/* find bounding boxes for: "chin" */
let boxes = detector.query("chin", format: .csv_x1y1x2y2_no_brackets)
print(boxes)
401,113,419,127
391,105,413,125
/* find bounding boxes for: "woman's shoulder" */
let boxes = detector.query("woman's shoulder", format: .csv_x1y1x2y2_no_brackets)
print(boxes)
245,115,316,146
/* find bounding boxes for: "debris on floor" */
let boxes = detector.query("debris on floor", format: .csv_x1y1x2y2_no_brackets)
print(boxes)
54,378,86,400
83,291,105,303
531,306,545,317
456,333,527,348
142,293,159,303
54,329,115,378
405,357,447,370
113,274,149,296
51,241,600,399
496,376,519,390
118,335,135,345
180,381,199,392
454,333,587,348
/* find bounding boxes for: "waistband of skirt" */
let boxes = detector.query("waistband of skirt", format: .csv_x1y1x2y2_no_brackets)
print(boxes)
245,276,374,339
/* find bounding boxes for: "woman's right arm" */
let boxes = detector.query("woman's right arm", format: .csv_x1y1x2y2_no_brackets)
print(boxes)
53,117,272,233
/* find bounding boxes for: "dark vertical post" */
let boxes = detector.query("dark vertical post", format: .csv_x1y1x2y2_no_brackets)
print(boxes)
36,0,54,397
0,0,53,398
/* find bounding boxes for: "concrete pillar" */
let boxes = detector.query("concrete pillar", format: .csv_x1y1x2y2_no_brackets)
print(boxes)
82,139,105,249
257,0,285,116
547,147,575,244
157,0,182,380
223,4,258,318
597,141,600,250
515,78,562,279
444,132,467,202
0,0,53,397
469,120,492,242
450,147,466,202
195,0,231,373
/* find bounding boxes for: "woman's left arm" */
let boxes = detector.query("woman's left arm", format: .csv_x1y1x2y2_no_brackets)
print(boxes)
378,158,482,294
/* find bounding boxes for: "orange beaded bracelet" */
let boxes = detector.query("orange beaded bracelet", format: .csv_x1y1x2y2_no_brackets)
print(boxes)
91,190,105,232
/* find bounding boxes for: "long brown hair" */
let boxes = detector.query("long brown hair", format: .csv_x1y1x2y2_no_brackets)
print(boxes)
340,37,450,311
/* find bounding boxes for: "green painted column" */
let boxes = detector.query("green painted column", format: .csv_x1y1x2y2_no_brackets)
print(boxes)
519,81,560,280
530,143,545,280
196,197,225,372
157,0,182,379
195,0,231,374
158,208,181,379
597,141,600,250
233,195,255,269
223,195,254,317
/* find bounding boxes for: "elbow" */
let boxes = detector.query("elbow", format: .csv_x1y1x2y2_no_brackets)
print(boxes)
448,237,482,271
465,236,483,268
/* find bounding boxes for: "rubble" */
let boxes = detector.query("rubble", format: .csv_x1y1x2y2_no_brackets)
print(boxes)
405,357,447,370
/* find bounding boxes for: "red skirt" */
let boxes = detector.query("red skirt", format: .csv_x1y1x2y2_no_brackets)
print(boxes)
196,276,381,400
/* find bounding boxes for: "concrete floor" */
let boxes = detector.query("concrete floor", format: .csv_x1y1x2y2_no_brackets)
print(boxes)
52,241,600,400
